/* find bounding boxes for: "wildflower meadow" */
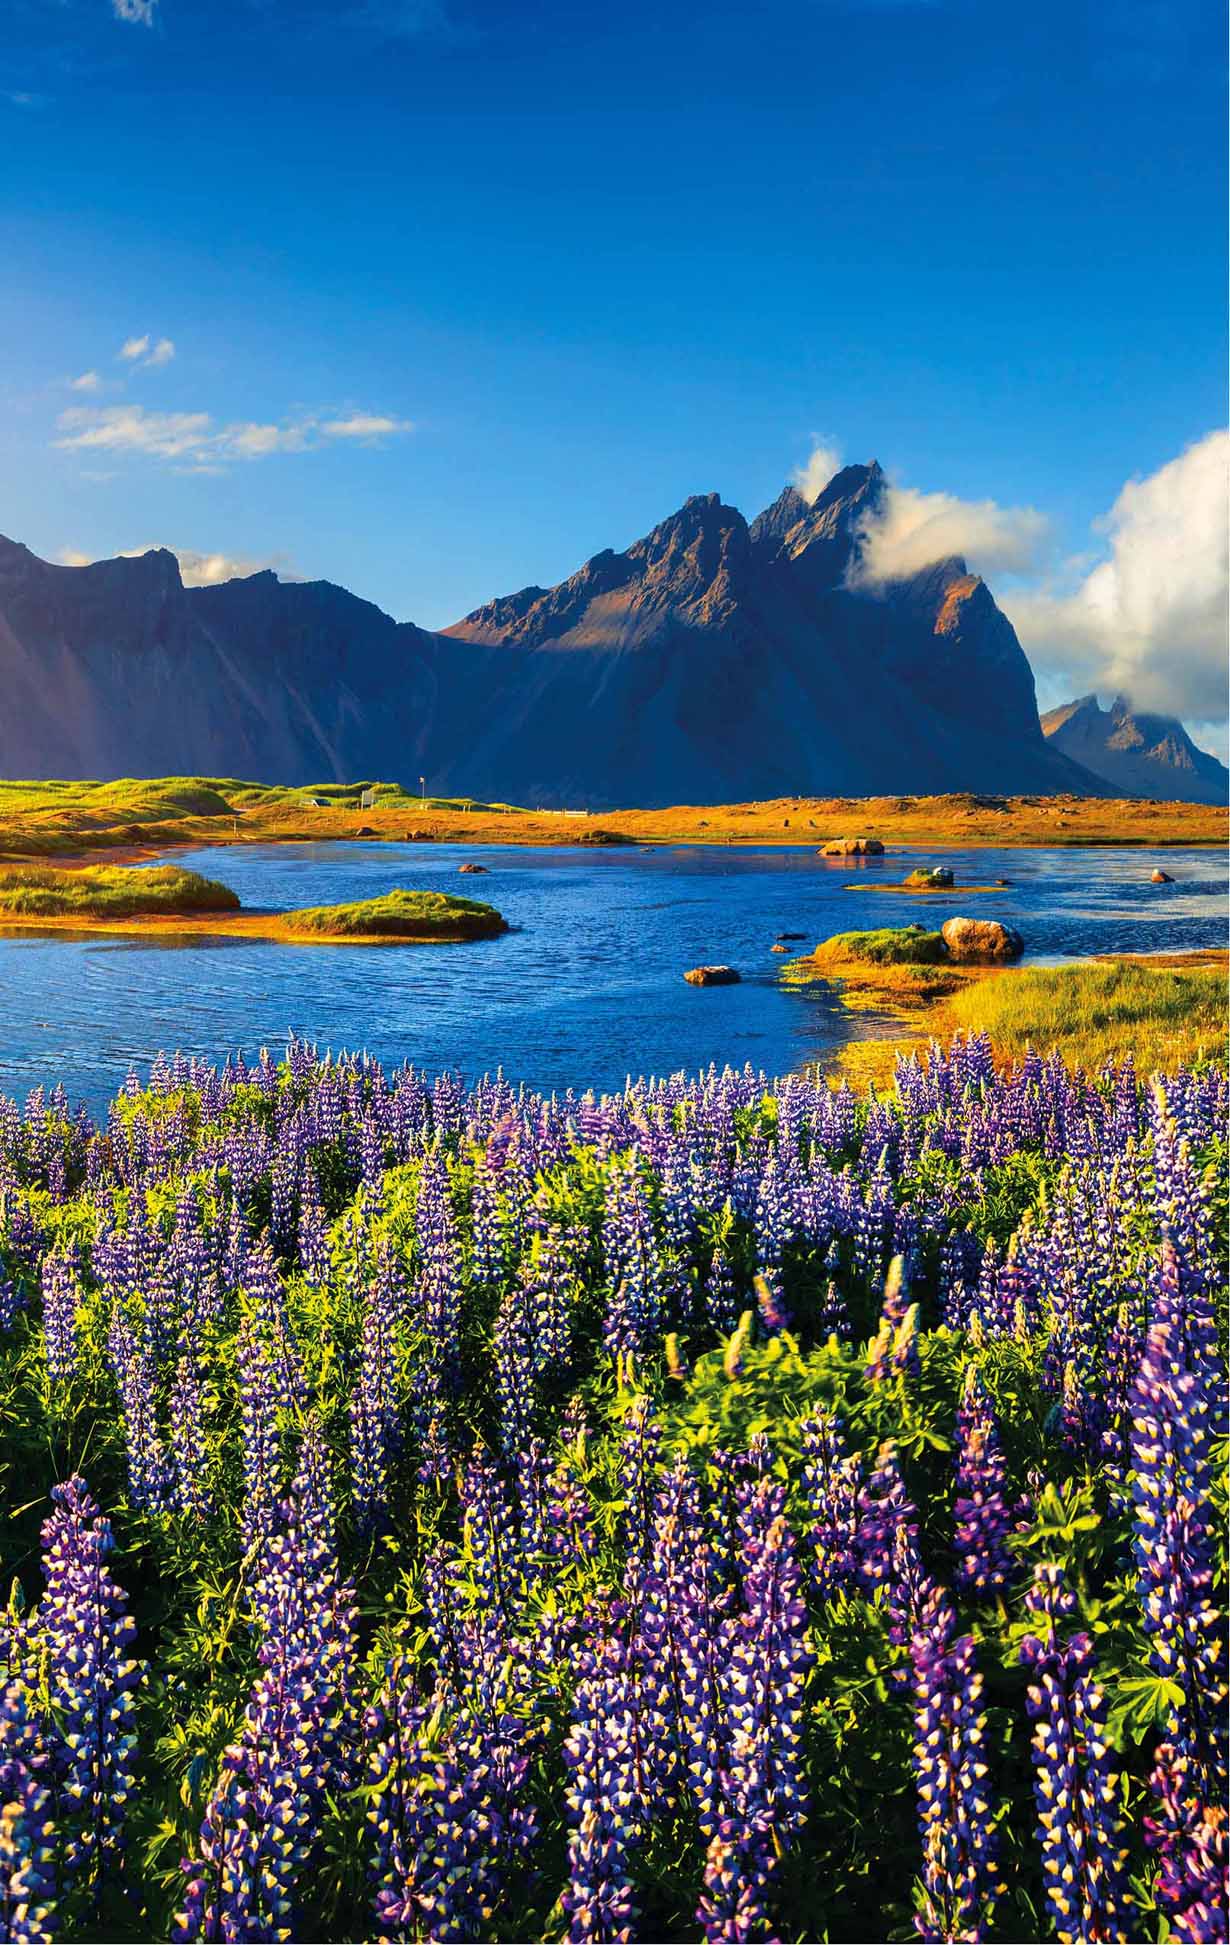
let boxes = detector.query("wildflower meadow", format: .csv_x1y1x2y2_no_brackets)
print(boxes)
0,1036,1225,1943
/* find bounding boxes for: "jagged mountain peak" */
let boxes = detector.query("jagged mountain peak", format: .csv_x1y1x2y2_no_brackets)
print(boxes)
1042,693,1227,804
0,487,1110,804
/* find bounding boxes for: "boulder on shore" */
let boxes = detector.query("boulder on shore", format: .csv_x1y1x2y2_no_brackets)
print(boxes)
941,917,1024,962
1151,868,1174,884
904,866,954,888
821,836,884,856
684,965,741,986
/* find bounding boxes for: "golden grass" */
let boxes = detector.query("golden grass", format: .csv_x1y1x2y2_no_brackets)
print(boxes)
946,959,1228,1071
0,777,1220,864
795,950,1228,1084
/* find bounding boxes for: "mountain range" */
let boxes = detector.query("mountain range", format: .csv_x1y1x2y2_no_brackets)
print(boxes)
0,460,1219,805
1040,693,1228,806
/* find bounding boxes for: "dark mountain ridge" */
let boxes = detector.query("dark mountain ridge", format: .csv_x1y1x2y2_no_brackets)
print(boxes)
0,461,1105,804
1041,693,1227,805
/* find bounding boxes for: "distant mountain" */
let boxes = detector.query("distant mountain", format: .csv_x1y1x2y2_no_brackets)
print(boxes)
1041,694,1228,805
0,461,1102,804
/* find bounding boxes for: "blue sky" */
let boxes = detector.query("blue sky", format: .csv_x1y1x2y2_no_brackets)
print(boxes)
3,0,1226,739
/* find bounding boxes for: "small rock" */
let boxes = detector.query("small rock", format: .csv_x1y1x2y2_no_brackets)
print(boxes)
578,827,636,846
994,878,1010,887
1151,868,1174,884
458,862,488,874
771,943,791,953
407,828,435,841
684,965,741,986
821,836,884,856
356,825,377,836
941,917,1024,962
777,931,807,940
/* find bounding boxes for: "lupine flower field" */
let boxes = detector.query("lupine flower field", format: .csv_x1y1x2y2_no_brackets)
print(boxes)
0,1034,1225,1944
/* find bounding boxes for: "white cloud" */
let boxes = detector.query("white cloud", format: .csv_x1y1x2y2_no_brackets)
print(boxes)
851,483,1051,586
56,406,212,459
1006,429,1229,727
793,442,843,504
68,370,102,392
117,333,174,368
54,402,412,466
321,412,412,440
58,543,299,586
113,0,158,23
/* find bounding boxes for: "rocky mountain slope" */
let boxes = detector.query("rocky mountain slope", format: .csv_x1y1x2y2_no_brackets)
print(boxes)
0,460,1102,803
1041,694,1227,805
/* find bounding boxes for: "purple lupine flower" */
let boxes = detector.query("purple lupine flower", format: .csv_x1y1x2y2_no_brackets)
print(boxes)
236,1323,282,1554
0,1670,58,1943
178,1433,356,1942
909,1586,1000,1942
350,1278,399,1532
799,1408,861,1603
40,1249,82,1386
296,1162,330,1284
1020,1563,1132,1942
168,1340,213,1521
856,1441,920,1601
1130,1318,1227,1794
365,1658,543,1944
1145,1742,1229,1945
38,1477,143,1901
698,1472,810,1939
563,1630,648,1944
107,1309,173,1514
952,1366,1017,1596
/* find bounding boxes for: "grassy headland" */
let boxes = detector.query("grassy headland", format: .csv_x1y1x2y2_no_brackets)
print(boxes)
0,775,1220,863
0,863,505,945
787,923,1228,1084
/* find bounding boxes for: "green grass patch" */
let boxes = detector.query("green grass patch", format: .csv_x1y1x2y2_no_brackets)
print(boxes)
280,888,507,939
948,960,1228,1070
0,864,240,918
816,924,948,965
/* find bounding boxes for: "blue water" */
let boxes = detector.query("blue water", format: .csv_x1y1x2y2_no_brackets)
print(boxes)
0,841,1223,1111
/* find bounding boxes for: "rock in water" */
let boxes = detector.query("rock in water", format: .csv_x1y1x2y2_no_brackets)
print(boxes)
458,862,488,873
1151,868,1174,883
684,965,741,986
822,836,885,856
941,917,1024,961
904,866,954,887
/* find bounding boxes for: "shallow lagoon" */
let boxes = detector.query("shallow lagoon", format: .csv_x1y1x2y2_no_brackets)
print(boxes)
0,840,1223,1109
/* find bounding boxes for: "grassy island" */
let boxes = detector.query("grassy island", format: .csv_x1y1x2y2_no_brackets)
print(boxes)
0,863,239,919
0,865,506,945
279,889,507,941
